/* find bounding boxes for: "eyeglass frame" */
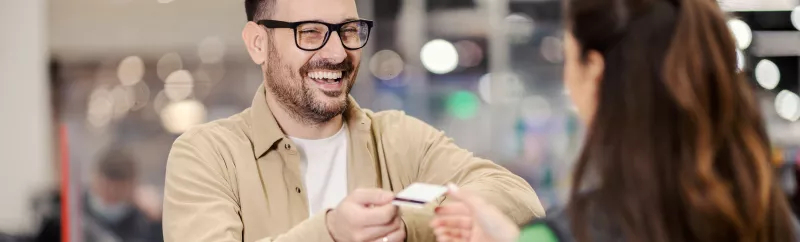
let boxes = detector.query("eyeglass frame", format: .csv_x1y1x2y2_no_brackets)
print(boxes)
256,19,374,51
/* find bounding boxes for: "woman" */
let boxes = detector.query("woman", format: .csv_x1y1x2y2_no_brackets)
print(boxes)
430,0,799,241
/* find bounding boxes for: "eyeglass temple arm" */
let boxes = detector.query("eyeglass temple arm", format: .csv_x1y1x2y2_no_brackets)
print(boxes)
256,20,296,28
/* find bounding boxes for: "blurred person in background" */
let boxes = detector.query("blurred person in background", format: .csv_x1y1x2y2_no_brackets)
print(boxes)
162,0,544,241
35,148,163,242
82,149,162,242
429,0,800,241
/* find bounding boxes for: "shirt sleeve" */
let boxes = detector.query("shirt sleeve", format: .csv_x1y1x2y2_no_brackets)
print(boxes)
163,129,335,242
397,114,546,241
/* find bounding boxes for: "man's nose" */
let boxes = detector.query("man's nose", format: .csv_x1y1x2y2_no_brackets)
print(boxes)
316,32,347,64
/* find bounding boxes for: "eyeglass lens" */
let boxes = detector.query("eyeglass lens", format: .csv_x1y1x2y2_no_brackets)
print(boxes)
295,21,370,50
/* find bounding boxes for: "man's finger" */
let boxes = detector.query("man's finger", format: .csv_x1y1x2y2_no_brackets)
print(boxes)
431,216,472,230
371,226,405,242
434,227,468,242
361,203,398,226
350,188,395,206
361,217,402,241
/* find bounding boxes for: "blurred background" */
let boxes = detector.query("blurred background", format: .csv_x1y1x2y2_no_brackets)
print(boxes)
2,0,800,241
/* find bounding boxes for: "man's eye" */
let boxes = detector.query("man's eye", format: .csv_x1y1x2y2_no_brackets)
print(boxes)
300,30,321,34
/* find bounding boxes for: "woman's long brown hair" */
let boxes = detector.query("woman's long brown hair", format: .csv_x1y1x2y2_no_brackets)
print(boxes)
565,0,796,241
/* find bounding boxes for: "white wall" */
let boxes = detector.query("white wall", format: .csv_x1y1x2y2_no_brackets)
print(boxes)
49,0,248,62
0,0,53,234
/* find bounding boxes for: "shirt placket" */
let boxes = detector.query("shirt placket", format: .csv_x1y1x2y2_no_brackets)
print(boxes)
279,139,310,223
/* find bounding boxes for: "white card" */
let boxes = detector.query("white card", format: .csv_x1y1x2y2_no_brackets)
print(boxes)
392,183,448,208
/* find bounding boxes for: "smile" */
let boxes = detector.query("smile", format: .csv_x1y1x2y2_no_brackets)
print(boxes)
308,71,343,83
306,70,346,92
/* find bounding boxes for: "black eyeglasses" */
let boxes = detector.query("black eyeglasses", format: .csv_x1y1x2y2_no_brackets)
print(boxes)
257,19,374,51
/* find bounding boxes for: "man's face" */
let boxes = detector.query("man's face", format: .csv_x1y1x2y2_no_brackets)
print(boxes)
91,174,134,205
263,0,362,124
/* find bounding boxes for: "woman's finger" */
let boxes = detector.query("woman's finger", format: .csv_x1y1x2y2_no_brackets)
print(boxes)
445,183,488,211
434,226,469,240
431,216,472,229
435,202,470,215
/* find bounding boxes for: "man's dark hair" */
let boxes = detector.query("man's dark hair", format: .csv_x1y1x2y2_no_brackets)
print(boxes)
245,0,276,21
96,149,137,181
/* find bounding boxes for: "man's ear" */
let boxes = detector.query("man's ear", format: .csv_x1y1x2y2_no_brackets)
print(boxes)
242,21,268,65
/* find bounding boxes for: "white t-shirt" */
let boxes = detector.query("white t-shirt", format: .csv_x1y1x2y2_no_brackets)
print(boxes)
288,124,349,216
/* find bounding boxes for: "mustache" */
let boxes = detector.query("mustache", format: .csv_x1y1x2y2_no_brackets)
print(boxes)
299,58,355,75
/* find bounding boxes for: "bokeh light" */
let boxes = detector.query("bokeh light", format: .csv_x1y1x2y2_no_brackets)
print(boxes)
775,90,800,121
157,52,183,81
153,90,170,114
160,100,208,134
478,73,493,104
117,56,145,86
130,81,151,111
477,72,525,104
164,70,194,101
421,39,459,74
454,40,484,68
369,49,405,82
197,36,226,64
792,6,800,31
541,36,564,63
727,19,752,49
755,59,780,90
505,13,535,44
446,91,480,120
111,85,134,119
87,87,114,128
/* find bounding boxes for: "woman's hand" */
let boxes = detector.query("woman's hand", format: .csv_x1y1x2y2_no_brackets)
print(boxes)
430,184,520,242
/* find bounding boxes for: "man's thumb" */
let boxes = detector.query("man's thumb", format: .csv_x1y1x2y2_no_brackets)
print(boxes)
351,188,395,205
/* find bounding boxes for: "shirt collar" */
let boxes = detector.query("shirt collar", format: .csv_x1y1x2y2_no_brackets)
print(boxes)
249,84,372,158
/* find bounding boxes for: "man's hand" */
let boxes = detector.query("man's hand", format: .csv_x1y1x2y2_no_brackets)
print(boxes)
326,188,407,242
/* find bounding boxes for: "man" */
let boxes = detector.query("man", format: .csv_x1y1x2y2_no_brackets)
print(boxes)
162,0,545,241
83,149,163,242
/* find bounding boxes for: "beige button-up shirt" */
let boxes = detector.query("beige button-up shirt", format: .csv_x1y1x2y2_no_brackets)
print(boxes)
163,84,545,242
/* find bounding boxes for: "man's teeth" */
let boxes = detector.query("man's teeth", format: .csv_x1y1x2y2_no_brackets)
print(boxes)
309,71,343,80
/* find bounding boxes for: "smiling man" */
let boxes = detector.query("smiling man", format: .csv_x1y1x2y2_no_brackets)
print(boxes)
161,0,544,242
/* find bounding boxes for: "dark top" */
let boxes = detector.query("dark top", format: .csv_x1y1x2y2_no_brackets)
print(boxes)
34,191,163,242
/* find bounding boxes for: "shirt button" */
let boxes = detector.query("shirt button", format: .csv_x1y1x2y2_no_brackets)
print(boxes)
284,144,291,150
295,187,301,193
